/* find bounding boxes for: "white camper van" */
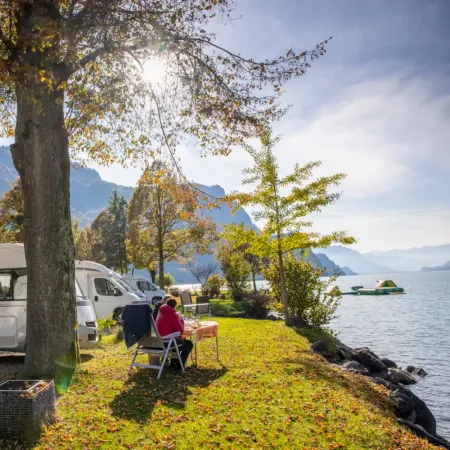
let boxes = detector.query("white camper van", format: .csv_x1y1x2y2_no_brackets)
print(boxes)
0,243,98,352
122,275,166,305
75,261,143,319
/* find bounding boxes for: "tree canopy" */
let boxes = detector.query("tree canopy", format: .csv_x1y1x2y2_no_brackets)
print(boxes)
0,178,23,243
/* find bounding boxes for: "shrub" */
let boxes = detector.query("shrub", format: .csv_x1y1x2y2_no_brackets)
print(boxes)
205,274,223,298
221,253,251,299
155,273,175,288
97,315,116,331
245,293,273,319
169,287,180,297
262,253,340,327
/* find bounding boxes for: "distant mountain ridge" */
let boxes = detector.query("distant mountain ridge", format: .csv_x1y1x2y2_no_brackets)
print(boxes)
421,261,450,272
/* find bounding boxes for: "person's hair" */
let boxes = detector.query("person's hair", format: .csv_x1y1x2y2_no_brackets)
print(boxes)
162,294,172,304
166,298,177,308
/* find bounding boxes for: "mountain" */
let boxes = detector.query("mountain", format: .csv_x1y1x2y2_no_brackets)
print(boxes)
314,253,354,276
319,246,393,274
421,261,450,272
366,245,450,272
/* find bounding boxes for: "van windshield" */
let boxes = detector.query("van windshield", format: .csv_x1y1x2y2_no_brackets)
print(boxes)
114,278,133,292
0,269,27,301
75,281,84,298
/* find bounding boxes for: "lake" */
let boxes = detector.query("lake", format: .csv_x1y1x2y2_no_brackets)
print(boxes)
329,271,450,439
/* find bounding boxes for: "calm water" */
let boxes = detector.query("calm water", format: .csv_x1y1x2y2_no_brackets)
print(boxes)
329,271,450,439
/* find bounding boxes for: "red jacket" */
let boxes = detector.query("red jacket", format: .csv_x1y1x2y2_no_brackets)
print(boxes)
156,305,185,337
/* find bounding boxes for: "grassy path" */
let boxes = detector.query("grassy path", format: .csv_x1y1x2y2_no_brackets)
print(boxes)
7,319,433,449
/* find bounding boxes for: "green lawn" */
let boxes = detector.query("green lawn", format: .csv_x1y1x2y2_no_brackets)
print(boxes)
3,319,433,449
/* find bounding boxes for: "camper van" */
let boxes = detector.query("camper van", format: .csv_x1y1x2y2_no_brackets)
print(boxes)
75,260,144,319
122,275,166,305
0,243,98,352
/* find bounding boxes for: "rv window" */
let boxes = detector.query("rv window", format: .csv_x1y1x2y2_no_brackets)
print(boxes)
94,278,116,296
137,281,156,292
0,269,27,301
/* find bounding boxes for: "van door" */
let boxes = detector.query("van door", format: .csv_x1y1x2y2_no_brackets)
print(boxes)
0,270,27,352
91,277,121,319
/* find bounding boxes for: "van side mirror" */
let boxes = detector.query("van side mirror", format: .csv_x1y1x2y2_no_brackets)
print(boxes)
113,288,121,297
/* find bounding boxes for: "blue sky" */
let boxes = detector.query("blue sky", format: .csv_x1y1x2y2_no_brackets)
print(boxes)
95,0,450,251
3,0,449,252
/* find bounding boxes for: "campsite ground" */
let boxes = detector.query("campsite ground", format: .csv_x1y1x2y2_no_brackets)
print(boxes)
1,318,433,449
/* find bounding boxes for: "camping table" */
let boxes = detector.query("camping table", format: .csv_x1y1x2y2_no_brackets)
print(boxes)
182,320,219,366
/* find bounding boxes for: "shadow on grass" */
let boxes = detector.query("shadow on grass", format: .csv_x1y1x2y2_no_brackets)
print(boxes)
282,350,392,414
293,326,340,351
110,366,228,423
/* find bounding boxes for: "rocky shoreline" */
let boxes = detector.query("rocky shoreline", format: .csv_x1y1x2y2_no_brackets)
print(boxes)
311,338,450,449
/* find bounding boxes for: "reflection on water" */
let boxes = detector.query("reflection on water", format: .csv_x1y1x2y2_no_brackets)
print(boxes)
330,271,450,439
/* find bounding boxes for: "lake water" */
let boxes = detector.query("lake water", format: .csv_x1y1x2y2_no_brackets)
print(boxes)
177,271,450,438
329,271,450,439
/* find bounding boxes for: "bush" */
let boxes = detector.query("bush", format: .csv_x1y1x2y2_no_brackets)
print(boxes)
221,253,251,299
245,293,273,319
205,274,223,298
155,273,175,288
169,287,180,297
262,253,340,327
97,315,116,331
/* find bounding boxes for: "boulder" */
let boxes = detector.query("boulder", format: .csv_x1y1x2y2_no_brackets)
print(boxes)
335,343,356,361
391,386,437,435
406,365,427,377
381,357,397,369
385,368,417,385
286,315,309,328
398,419,450,449
311,340,330,354
406,365,415,373
343,361,370,376
354,347,386,373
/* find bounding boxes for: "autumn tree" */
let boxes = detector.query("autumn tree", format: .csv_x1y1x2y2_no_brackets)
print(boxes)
0,0,329,375
106,190,128,274
72,220,92,260
127,161,217,290
226,133,354,324
0,179,24,243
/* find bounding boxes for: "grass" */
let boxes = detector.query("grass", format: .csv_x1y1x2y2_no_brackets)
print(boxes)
1,318,434,449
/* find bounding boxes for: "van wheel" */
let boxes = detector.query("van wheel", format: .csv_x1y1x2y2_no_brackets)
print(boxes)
113,308,123,321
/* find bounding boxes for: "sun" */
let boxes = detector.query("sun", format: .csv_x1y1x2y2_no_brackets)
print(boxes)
142,58,167,85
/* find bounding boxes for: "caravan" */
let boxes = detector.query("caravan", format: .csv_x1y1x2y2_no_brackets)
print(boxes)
0,243,98,352
75,260,144,319
122,275,166,305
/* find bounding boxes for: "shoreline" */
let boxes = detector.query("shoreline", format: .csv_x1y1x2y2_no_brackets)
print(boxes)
310,333,450,449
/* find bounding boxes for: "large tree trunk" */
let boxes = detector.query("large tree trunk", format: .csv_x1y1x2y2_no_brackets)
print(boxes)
158,253,165,290
11,84,78,378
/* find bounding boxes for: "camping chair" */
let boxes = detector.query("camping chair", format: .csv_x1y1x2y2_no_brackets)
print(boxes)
180,291,211,318
128,309,185,380
195,295,212,318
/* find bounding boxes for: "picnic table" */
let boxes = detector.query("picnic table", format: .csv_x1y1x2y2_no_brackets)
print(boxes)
182,320,219,366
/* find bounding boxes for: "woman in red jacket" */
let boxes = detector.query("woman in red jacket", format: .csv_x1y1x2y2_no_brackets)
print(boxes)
156,298,193,370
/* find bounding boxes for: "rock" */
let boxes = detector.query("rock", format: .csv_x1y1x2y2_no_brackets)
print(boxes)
385,368,417,385
311,340,330,354
398,419,450,449
406,365,415,373
286,315,308,328
414,367,428,377
370,377,396,391
335,343,356,361
381,357,397,368
354,347,386,373
391,386,437,435
343,361,370,376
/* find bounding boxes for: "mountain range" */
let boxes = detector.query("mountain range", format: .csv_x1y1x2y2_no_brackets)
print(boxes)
421,261,450,272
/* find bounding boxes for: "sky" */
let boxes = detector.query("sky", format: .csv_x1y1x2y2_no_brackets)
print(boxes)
4,0,450,252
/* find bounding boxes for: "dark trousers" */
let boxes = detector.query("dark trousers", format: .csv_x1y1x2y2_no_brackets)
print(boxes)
165,338,193,367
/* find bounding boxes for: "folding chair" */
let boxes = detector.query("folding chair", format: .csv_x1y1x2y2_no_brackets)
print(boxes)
180,291,196,315
128,314,185,380
195,295,212,317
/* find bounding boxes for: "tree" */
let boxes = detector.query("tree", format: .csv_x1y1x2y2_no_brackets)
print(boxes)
0,179,24,243
106,190,128,274
155,273,175,289
0,1,328,375
127,162,217,290
185,260,219,293
227,133,354,324
72,220,92,260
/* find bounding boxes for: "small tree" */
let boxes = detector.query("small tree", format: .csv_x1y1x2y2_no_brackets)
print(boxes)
106,191,128,274
185,260,218,292
127,161,217,290
228,133,355,324
263,253,340,327
205,274,224,298
72,221,92,260
0,179,24,243
155,273,175,289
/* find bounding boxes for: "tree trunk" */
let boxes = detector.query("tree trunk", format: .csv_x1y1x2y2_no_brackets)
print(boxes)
252,268,257,294
158,255,164,290
277,246,289,325
12,84,78,378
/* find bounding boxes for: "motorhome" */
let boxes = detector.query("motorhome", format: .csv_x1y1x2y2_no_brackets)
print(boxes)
75,260,144,319
0,243,98,352
122,275,166,305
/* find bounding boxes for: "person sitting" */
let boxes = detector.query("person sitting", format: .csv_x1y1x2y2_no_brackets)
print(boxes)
156,297,193,370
